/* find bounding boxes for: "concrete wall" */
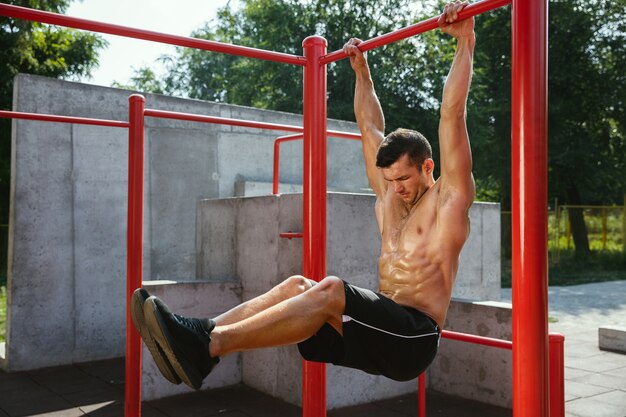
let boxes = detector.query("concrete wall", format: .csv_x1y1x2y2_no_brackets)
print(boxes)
3,74,362,371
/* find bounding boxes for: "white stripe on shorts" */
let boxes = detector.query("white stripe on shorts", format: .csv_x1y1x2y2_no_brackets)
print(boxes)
342,315,439,339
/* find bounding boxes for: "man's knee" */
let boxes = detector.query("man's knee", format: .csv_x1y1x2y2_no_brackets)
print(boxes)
312,276,345,308
283,275,315,295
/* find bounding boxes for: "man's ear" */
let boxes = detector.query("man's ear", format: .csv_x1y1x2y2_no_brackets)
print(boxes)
422,158,435,175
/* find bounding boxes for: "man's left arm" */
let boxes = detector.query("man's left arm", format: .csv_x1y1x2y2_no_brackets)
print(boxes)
438,2,476,207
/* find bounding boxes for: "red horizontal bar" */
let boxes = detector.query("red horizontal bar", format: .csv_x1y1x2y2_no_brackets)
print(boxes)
144,109,363,141
326,130,361,140
280,232,303,239
144,109,304,133
442,330,513,350
0,110,129,128
0,3,306,66
321,0,512,64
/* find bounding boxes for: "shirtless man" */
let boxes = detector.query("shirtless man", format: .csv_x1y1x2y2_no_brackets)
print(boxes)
131,1,475,390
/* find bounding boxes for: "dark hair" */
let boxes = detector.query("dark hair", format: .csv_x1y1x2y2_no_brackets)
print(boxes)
375,128,432,168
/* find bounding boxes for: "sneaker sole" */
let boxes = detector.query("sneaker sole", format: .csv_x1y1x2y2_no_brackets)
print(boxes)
143,296,205,390
130,289,181,385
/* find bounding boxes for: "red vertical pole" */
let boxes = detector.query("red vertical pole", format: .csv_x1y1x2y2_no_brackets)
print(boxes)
511,0,549,416
125,94,145,417
302,35,328,417
549,333,565,417
418,373,426,417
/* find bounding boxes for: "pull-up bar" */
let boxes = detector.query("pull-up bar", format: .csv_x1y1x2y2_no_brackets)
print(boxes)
321,0,512,64
0,3,306,66
0,110,129,128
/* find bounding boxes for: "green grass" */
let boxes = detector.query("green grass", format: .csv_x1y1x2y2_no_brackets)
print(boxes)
502,249,626,288
0,285,6,343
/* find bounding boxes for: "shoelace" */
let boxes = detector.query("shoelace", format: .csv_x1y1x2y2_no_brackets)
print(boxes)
173,314,209,337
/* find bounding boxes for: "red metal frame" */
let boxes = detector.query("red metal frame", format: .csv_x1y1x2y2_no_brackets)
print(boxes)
0,0,558,416
417,331,564,417
272,133,360,196
511,0,549,416
321,0,512,64
302,35,328,417
0,110,129,128
0,3,305,66
126,95,146,417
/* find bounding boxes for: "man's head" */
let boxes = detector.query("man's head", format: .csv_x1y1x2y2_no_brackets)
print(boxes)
376,128,435,205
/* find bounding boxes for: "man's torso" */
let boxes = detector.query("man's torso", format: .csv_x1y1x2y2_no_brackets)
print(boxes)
376,180,470,328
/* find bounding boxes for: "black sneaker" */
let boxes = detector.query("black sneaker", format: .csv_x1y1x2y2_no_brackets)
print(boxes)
130,288,181,385
143,296,220,390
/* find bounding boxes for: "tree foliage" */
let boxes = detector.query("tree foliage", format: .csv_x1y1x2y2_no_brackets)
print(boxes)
0,0,107,223
131,0,450,173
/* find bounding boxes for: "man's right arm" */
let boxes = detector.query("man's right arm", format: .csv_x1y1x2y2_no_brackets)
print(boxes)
344,38,387,198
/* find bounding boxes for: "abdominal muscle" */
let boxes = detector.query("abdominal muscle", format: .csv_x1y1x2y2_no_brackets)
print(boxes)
378,246,454,330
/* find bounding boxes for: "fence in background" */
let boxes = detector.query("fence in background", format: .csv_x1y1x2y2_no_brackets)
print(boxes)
0,224,7,284
501,198,626,264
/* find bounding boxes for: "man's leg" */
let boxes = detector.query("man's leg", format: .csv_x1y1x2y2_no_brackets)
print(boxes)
210,276,345,356
213,275,314,326
142,275,346,389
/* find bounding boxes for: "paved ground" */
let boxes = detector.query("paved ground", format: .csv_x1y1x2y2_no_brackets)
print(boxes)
1,280,624,417
0,358,510,417
501,280,626,417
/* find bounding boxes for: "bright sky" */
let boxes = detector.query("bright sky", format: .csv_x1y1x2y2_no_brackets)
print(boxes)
66,0,234,87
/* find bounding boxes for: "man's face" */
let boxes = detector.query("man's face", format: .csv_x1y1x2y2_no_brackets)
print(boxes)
380,154,426,205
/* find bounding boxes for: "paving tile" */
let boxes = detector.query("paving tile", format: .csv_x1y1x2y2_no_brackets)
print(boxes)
147,389,236,417
0,395,74,417
564,343,609,360
564,379,613,399
572,372,626,391
564,366,594,380
138,404,171,417
372,394,417,415
606,365,626,378
78,402,124,417
30,367,112,396
76,359,125,388
566,355,626,373
329,403,406,417
586,390,626,407
29,407,85,417
0,371,41,393
0,384,56,405
566,395,626,417
62,388,124,408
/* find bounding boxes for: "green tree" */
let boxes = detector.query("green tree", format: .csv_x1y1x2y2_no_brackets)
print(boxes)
547,0,626,256
0,0,106,223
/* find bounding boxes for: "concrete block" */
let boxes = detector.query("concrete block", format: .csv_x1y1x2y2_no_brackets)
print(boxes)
148,127,219,280
197,198,239,281
455,203,502,301
429,299,513,408
140,280,242,400
599,326,626,354
234,180,302,197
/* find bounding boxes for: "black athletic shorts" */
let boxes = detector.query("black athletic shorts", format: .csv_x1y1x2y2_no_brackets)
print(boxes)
297,280,440,381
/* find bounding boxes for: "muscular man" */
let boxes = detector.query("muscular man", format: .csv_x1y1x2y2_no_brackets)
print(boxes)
131,1,475,390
